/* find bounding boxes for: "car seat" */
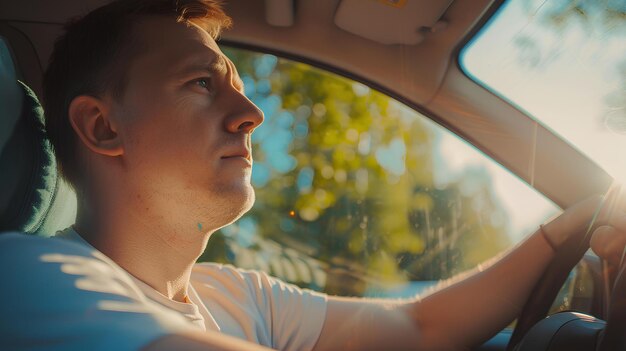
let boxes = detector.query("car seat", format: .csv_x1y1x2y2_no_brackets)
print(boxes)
0,77,76,235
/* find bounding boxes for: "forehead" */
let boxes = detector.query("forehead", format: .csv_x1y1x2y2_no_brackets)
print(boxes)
129,16,229,75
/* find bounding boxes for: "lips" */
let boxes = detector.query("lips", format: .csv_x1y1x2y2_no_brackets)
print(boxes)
221,148,252,163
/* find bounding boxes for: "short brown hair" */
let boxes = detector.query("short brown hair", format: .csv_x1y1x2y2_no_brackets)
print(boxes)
43,0,232,189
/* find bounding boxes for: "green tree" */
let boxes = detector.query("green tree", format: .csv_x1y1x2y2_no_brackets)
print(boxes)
515,0,626,131
201,48,510,296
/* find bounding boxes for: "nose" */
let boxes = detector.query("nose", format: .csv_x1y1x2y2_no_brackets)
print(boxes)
224,91,264,134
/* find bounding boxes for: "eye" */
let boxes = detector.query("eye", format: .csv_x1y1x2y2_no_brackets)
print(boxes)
194,77,212,91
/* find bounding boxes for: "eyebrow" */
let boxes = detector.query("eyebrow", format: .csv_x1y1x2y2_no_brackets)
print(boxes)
176,54,227,77
176,54,245,91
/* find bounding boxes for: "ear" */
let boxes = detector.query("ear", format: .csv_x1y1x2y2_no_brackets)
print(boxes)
68,95,124,157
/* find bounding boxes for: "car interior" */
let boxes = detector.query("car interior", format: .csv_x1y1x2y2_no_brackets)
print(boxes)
0,0,623,350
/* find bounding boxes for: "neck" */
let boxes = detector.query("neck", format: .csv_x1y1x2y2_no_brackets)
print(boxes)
74,189,215,303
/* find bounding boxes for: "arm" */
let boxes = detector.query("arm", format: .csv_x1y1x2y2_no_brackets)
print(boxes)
313,196,606,351
143,331,274,351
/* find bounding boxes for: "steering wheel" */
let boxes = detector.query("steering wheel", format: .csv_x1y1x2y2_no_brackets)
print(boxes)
506,185,626,351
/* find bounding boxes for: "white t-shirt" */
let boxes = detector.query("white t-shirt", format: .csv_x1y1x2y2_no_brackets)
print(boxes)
0,229,327,351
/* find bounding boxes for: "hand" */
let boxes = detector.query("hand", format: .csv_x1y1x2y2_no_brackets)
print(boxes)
540,195,603,248
590,185,626,268
541,186,626,269
591,223,626,267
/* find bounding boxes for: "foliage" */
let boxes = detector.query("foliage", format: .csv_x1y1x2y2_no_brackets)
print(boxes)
200,48,510,296
515,0,626,131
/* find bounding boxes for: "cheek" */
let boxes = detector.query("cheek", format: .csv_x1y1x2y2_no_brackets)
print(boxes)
128,92,201,140
121,84,224,167
126,98,220,171
171,93,224,145
173,94,207,123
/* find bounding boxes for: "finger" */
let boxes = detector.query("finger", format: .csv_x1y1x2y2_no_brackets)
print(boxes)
615,186,626,213
590,225,626,266
596,185,626,228
609,212,626,232
545,195,602,246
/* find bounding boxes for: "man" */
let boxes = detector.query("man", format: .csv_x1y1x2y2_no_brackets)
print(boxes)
1,0,626,350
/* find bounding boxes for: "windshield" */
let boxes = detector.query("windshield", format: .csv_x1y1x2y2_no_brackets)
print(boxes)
462,0,626,182
201,46,560,299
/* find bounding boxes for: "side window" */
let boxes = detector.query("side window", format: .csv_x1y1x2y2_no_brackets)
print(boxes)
0,36,22,149
0,36,24,216
201,47,563,300
0,36,18,82
549,256,597,315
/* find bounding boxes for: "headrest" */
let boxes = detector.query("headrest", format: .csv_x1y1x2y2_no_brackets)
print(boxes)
0,81,76,235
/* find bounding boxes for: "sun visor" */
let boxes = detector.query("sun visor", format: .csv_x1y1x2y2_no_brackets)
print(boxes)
334,0,452,45
265,0,295,27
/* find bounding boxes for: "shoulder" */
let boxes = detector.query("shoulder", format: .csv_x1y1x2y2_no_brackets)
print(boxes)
0,231,107,279
192,262,297,290
191,262,267,293
0,231,90,254
191,264,328,351
0,231,140,304
191,262,327,304
0,232,194,350
0,231,132,287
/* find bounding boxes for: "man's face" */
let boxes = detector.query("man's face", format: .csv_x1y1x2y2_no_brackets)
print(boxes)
110,16,263,231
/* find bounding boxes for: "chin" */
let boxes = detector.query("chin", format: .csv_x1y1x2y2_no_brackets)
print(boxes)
210,185,256,228
235,188,256,215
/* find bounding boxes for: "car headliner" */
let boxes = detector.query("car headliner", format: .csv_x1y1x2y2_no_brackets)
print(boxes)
0,0,613,208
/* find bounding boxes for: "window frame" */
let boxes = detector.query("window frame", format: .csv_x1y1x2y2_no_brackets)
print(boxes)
215,40,605,318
